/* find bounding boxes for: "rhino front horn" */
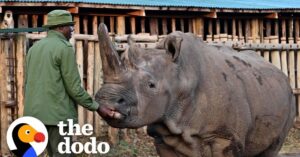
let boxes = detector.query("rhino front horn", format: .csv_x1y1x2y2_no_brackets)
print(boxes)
98,23,125,82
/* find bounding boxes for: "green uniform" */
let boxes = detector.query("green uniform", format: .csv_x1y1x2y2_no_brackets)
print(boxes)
24,30,99,125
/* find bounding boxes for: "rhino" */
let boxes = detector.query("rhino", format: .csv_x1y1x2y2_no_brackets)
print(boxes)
95,23,296,157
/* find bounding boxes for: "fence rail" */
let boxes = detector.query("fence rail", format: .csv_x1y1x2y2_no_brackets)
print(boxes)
1,33,300,156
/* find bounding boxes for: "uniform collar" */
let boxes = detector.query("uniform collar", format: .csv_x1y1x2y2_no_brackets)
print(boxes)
47,30,67,41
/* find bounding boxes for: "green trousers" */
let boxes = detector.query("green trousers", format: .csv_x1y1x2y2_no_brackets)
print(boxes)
46,125,74,157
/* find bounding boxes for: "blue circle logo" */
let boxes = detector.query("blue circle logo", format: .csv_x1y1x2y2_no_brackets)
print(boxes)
7,116,48,157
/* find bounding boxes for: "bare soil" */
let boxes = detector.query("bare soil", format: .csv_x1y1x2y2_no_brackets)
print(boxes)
77,125,300,157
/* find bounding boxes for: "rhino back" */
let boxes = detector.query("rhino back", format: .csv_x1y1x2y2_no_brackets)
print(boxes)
175,34,295,155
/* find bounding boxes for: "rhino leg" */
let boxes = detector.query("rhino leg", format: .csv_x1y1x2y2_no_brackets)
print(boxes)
154,140,184,157
254,137,282,157
206,137,242,157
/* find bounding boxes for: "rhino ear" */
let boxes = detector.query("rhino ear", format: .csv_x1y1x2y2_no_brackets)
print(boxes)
164,35,183,62
127,45,141,68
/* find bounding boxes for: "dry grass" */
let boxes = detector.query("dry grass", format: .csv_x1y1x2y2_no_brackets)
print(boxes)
74,126,300,157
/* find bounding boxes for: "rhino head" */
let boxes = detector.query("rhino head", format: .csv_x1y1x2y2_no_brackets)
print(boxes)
95,23,183,128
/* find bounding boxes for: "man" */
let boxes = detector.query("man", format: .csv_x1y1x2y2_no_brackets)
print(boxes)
24,10,100,157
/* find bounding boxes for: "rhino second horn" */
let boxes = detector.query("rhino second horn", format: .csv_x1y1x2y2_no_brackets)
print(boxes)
98,23,125,82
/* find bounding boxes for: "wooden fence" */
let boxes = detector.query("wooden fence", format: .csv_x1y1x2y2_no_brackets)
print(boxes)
1,32,300,156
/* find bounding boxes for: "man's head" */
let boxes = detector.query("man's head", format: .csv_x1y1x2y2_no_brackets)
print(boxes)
43,10,75,40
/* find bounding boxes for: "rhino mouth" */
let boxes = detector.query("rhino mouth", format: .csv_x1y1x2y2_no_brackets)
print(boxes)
99,105,127,120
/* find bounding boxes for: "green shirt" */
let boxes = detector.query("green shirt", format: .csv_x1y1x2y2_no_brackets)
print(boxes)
24,30,99,125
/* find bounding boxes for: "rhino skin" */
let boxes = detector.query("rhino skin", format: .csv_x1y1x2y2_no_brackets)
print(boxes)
95,23,296,157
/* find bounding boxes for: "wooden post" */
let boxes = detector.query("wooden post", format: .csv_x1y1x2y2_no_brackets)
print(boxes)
208,19,213,35
274,19,279,36
0,39,10,156
110,17,115,33
266,20,271,37
76,41,85,126
42,14,48,35
259,19,264,43
180,19,185,32
214,19,220,41
238,20,244,41
87,41,95,125
216,19,220,35
270,36,281,70
281,37,288,76
162,18,168,35
100,16,105,23
289,19,295,88
150,18,158,35
83,16,88,34
117,16,125,35
231,19,238,41
172,18,176,32
295,19,300,42
18,14,28,28
16,35,26,116
296,39,300,118
32,15,38,34
141,17,145,33
251,19,259,43
194,18,204,38
130,17,136,34
232,19,236,37
93,42,104,136
92,16,98,35
224,20,228,34
263,37,270,61
188,19,192,33
281,20,288,76
74,15,80,34
245,20,251,43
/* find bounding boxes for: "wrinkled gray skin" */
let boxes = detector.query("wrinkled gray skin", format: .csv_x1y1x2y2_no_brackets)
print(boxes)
95,23,296,157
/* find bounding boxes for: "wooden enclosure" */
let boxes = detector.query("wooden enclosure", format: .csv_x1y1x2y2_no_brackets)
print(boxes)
1,1,300,156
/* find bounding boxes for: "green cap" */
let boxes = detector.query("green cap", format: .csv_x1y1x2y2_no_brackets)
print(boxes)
43,10,75,28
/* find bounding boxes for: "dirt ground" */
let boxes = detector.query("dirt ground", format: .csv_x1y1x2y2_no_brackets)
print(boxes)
100,126,300,157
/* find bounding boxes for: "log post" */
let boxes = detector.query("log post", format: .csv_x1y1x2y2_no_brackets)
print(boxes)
214,19,220,41
180,19,185,32
87,41,95,125
130,17,136,34
263,37,270,61
76,41,85,126
297,38,300,118
141,17,145,33
188,19,193,33
245,19,251,43
83,16,88,34
266,20,271,37
289,19,296,88
172,18,176,32
93,42,104,136
281,20,288,76
0,39,10,156
110,17,115,33
16,35,26,116
74,15,80,34
270,36,281,70
162,18,168,35
224,20,228,34
251,19,259,43
32,15,38,34
117,16,125,35
194,18,204,38
238,20,244,42
258,19,264,43
150,18,158,35
92,16,98,35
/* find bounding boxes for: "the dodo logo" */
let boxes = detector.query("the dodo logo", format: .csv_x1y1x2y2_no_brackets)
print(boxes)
7,116,48,157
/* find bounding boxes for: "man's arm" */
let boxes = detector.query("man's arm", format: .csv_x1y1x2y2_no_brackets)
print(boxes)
59,46,99,111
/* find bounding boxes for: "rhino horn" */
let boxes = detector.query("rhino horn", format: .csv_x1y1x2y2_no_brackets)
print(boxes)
98,23,125,82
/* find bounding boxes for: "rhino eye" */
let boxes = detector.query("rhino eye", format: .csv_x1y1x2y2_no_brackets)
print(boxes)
148,82,156,88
